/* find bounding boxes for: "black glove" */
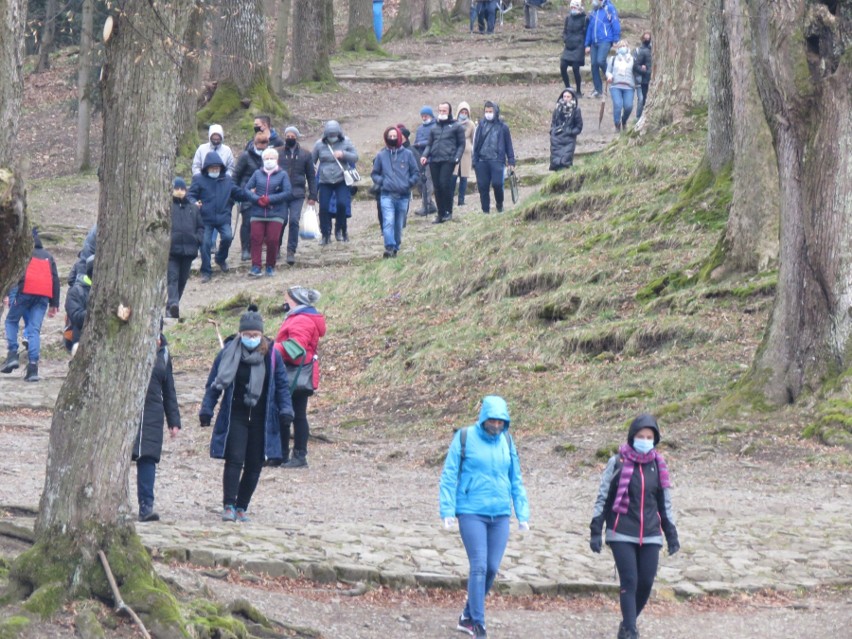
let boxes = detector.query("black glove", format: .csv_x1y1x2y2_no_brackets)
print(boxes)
667,538,680,556
279,414,294,430
589,534,602,554
199,415,211,427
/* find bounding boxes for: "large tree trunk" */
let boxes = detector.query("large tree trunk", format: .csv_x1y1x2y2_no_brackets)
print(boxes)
10,1,193,623
289,0,334,84
748,0,851,404
271,0,292,93
343,0,381,52
386,0,449,39
35,0,57,72
175,0,206,157
0,0,30,294
75,0,94,172
639,0,705,132
210,0,268,93
452,0,472,20
706,0,733,173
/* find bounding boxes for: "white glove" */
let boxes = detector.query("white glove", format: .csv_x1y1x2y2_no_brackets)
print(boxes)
442,517,457,530
518,521,530,532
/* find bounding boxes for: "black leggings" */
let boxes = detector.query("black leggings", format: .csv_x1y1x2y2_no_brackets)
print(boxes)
223,407,266,510
281,392,310,452
560,59,582,92
610,542,660,631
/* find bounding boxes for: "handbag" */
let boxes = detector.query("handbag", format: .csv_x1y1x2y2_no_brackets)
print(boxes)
282,338,316,395
328,144,361,186
300,203,320,239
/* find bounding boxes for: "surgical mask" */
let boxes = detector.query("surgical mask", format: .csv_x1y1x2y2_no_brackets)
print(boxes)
570,8,581,14
263,159,277,170
618,47,629,55
633,439,654,454
327,135,339,143
437,114,448,121
254,125,262,133
241,336,261,350
208,170,221,179
458,114,468,122
285,138,296,148
484,113,494,121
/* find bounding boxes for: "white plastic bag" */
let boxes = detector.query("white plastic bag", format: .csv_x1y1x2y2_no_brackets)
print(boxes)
300,204,320,240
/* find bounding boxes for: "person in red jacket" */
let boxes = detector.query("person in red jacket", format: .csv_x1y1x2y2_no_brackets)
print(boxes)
273,285,326,468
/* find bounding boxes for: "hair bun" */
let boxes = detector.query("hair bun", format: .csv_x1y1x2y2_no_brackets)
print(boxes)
247,303,259,312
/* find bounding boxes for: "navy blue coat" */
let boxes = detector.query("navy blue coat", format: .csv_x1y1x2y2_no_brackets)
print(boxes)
187,151,250,226
371,147,420,196
245,168,292,220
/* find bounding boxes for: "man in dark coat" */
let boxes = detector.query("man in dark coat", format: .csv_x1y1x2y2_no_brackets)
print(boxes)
132,332,181,521
472,101,515,214
167,177,204,318
234,133,269,261
421,102,466,224
277,126,318,265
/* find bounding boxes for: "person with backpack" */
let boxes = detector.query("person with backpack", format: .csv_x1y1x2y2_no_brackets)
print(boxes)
439,395,530,639
589,414,680,639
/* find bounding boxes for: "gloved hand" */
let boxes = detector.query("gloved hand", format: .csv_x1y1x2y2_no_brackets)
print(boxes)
589,534,602,554
518,521,530,532
442,517,457,530
279,413,294,430
258,195,270,207
199,416,211,427
668,539,680,556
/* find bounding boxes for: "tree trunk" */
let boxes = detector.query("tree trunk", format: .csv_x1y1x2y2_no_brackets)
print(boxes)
706,0,733,174
748,0,851,404
0,0,30,294
289,0,334,84
324,0,335,54
639,0,705,132
343,0,381,52
11,0,193,620
75,0,94,172
452,0,472,20
271,0,292,93
176,0,206,157
210,0,269,93
35,0,57,72
386,0,449,39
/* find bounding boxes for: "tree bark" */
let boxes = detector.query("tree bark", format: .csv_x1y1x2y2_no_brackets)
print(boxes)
343,0,381,52
175,0,206,157
35,0,57,72
289,0,334,84
706,0,733,174
210,0,269,93
748,0,851,404
639,0,705,132
271,0,292,93
75,0,94,172
386,0,449,39
0,0,30,294
452,0,472,20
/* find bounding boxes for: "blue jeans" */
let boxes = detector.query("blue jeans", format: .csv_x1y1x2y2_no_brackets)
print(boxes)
319,182,351,239
380,194,409,251
136,456,157,507
477,1,497,33
451,175,469,204
201,222,233,275
458,514,510,626
589,41,611,94
470,3,478,31
473,160,505,213
611,87,635,126
5,290,48,363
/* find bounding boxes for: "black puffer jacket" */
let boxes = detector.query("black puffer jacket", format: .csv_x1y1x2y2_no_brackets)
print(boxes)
169,197,204,258
233,149,264,212
64,278,91,344
132,338,181,462
633,41,653,84
279,143,318,201
561,12,588,64
549,89,583,171
423,114,466,164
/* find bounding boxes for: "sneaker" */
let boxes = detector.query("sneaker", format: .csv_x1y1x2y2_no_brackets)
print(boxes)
235,508,250,523
457,615,475,636
200,273,212,284
248,266,262,277
392,249,398,258
216,259,229,273
335,228,343,242
473,624,487,638
168,303,179,319
265,266,274,277
222,505,237,522
241,249,251,261
383,250,392,259
590,90,601,98
286,251,296,266
0,352,19,374
138,504,160,522
23,363,40,382
496,205,504,213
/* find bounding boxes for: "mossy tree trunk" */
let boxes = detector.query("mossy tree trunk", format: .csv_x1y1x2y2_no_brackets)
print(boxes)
11,0,193,625
271,0,292,93
35,0,57,72
0,0,30,295
747,0,851,404
386,0,450,39
75,0,94,172
289,0,335,84
342,0,381,52
175,0,206,158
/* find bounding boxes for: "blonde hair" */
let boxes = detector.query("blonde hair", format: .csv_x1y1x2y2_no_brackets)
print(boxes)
616,39,629,50
262,148,279,161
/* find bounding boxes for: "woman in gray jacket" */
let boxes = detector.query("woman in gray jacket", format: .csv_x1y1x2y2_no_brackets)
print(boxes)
605,39,636,132
311,121,359,245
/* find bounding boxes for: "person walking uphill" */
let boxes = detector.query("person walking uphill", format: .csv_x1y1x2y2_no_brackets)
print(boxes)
245,148,292,277
585,0,621,98
311,120,359,245
472,101,515,214
199,305,294,522
439,396,530,638
371,126,420,258
167,177,203,319
549,88,584,171
561,0,589,95
421,102,465,224
589,414,680,639
273,286,326,468
133,330,181,522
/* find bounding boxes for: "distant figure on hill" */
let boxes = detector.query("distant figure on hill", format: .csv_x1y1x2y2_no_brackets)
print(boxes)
472,101,515,214
584,0,621,98
549,87,584,171
191,124,234,177
561,0,589,96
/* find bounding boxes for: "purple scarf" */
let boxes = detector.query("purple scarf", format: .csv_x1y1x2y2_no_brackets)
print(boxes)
611,443,671,515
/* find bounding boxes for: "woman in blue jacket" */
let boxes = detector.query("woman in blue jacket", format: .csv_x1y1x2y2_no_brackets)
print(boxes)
439,396,530,639
199,305,294,522
245,148,292,277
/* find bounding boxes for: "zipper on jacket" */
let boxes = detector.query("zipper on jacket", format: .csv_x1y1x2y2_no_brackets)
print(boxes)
639,464,645,545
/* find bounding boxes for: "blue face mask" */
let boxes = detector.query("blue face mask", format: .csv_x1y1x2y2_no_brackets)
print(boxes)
618,47,629,56
241,336,261,350
633,439,654,454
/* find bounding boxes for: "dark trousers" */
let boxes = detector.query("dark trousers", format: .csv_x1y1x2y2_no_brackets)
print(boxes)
222,407,266,510
288,392,310,452
239,206,251,253
319,182,351,239
430,161,456,217
560,59,582,92
610,542,661,632
451,175,469,204
473,160,505,212
136,456,157,507
278,197,305,254
167,255,194,306
250,219,283,269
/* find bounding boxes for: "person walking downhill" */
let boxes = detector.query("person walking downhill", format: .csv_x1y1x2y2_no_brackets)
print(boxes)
561,0,589,96
1,228,60,382
439,395,530,639
311,120,359,245
453,102,476,207
584,0,621,98
413,106,438,217
633,32,653,121
167,177,203,319
245,148,292,277
233,132,269,262
64,255,93,356
371,125,420,258
273,286,326,468
278,126,317,266
606,39,636,132
199,305,294,522
132,330,181,522
421,102,465,224
192,123,235,177
549,87,584,171
472,101,515,214
590,414,680,639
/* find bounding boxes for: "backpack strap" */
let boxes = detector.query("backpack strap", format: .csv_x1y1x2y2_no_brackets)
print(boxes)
459,426,469,479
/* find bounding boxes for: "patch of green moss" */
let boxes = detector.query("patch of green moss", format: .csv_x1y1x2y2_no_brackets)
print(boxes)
595,445,618,461
636,269,693,301
554,442,578,455
22,581,66,618
197,82,242,128
341,26,385,54
658,159,732,231
582,232,613,250
0,615,30,639
804,399,852,447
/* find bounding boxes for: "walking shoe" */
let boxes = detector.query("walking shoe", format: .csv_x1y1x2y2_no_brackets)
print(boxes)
457,199,465,206
201,273,212,283
383,250,392,258
286,251,296,266
169,303,180,319
216,260,229,273
473,624,487,638
427,204,439,214
138,503,160,522
457,615,475,636
392,249,398,257
282,449,308,468
0,352,19,374
241,249,251,261
24,363,40,382
235,508,250,523
414,208,429,217
590,90,601,98
496,205,504,213
321,235,331,246
335,228,343,242
265,266,274,277
342,230,349,242
222,505,237,522
248,266,262,277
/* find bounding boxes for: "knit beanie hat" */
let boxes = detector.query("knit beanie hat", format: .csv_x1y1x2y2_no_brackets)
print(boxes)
239,304,264,332
288,286,321,307
420,105,434,117
173,177,187,189
396,123,411,140
284,126,301,137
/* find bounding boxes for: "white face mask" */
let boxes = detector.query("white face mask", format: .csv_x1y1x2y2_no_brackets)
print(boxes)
437,114,449,121
458,114,469,122
263,159,277,170
207,170,221,179
633,439,654,454
484,112,494,121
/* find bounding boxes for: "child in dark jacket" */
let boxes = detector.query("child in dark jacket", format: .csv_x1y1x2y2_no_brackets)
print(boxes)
167,177,204,318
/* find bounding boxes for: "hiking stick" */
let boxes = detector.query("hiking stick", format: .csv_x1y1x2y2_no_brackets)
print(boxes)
98,550,151,639
207,319,224,349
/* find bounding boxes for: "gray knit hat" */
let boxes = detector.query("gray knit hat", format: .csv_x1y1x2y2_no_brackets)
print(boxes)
284,126,302,137
239,304,264,332
287,286,321,307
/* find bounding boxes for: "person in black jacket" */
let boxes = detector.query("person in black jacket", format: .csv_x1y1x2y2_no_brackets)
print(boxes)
167,177,203,319
234,133,269,262
589,414,680,639
549,88,584,171
561,0,589,95
472,101,515,214
66,224,97,287
132,331,181,521
65,255,94,356
421,102,465,224
277,126,317,266
633,32,653,120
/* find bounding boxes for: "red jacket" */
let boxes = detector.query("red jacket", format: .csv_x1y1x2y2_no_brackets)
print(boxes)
274,308,327,389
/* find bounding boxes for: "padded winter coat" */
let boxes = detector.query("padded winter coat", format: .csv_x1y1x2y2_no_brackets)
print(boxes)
132,340,181,463
549,90,584,171
311,121,359,186
561,12,588,64
279,143,318,201
169,197,204,258
186,151,250,226
274,307,327,392
245,168,292,221
371,146,420,197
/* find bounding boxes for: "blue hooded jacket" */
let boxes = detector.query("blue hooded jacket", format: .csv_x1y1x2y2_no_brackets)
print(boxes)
585,0,621,46
187,151,250,226
439,396,530,521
